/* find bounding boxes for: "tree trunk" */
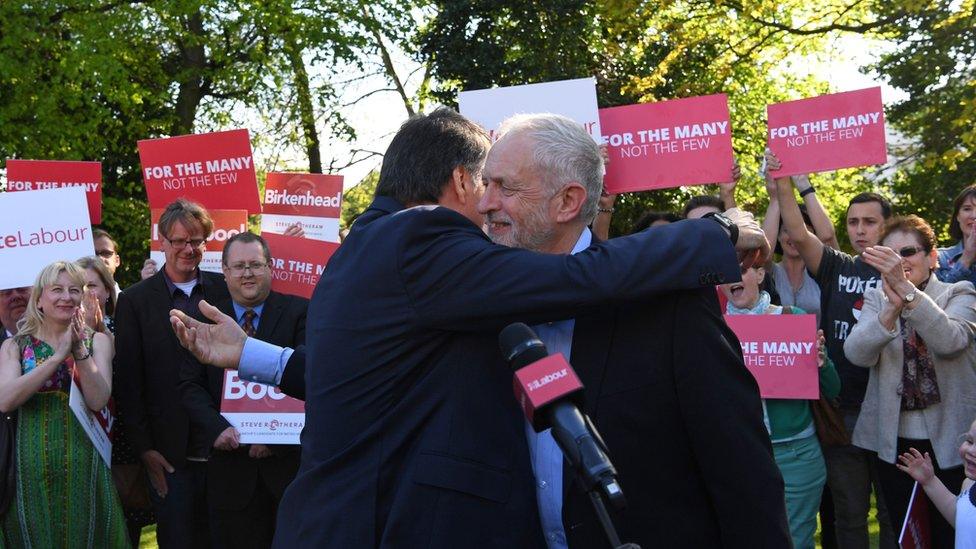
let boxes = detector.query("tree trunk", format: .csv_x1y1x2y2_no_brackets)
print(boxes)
284,35,322,173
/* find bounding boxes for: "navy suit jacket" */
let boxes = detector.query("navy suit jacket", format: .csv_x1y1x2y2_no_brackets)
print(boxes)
562,295,791,547
272,196,740,548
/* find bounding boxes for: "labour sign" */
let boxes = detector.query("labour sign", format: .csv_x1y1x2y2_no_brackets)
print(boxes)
459,77,602,143
723,314,819,399
262,233,339,299
260,172,343,242
600,94,735,192
0,187,94,290
6,159,103,224
767,87,887,177
69,377,113,467
220,370,305,444
150,209,247,274
138,129,261,213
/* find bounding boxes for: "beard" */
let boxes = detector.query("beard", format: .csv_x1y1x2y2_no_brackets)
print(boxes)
487,203,556,252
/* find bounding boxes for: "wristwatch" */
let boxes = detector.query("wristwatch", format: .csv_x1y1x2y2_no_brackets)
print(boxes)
903,286,917,303
702,212,738,245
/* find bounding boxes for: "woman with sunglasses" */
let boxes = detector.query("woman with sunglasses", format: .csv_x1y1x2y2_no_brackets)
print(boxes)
845,214,976,548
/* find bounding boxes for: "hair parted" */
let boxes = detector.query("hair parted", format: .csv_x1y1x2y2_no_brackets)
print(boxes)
881,215,937,252
496,113,604,225
376,107,490,206
158,198,214,240
847,192,892,220
222,231,272,265
16,261,88,340
948,184,976,241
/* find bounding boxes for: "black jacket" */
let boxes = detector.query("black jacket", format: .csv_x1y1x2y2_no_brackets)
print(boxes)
114,269,229,467
179,290,307,510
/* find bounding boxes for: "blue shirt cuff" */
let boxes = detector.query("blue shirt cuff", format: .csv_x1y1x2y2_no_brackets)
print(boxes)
239,337,293,386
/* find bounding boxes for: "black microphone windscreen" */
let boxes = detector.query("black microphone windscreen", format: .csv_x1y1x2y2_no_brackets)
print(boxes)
499,322,548,371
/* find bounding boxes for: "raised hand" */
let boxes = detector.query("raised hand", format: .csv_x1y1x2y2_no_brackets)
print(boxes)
170,300,246,369
896,448,935,484
140,259,158,281
861,246,907,287
81,290,104,333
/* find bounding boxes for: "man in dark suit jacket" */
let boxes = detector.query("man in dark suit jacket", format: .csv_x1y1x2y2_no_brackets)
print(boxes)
170,108,768,548
0,287,29,342
180,232,305,548
115,199,229,548
476,114,790,548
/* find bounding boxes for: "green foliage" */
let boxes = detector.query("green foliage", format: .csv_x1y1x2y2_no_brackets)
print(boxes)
341,171,379,228
417,0,874,238
870,0,976,242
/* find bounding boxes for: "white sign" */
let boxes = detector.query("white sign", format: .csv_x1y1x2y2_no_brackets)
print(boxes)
69,379,113,467
219,370,305,444
458,77,602,142
0,187,95,290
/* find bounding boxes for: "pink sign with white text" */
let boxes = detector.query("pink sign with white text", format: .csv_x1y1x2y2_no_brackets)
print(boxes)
220,370,305,444
767,87,886,177
6,160,103,224
724,314,819,399
262,232,339,299
138,129,261,213
600,94,735,192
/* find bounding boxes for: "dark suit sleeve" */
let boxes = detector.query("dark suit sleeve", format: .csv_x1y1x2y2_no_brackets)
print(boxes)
179,355,231,449
113,290,153,456
398,210,741,331
278,346,306,400
672,289,792,546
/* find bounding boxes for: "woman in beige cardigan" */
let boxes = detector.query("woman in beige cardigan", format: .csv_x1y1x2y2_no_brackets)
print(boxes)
845,215,976,547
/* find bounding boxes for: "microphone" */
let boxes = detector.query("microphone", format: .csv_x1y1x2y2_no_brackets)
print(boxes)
499,322,626,510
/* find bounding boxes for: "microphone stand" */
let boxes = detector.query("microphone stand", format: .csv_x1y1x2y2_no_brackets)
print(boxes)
586,489,640,549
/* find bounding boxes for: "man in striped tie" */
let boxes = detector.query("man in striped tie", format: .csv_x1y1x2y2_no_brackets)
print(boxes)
179,231,308,549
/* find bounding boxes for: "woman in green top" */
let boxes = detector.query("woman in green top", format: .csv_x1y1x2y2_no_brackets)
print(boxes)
721,265,840,549
0,261,129,548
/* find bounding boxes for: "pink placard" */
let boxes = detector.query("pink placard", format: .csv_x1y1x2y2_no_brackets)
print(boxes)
262,232,339,299
6,159,102,224
220,370,305,444
138,129,261,213
600,94,734,193
767,87,886,177
512,353,583,425
723,314,819,399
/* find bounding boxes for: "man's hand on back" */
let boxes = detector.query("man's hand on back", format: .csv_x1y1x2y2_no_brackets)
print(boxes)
725,208,771,269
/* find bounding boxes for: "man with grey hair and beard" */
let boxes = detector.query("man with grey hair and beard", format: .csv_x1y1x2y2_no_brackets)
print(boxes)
478,113,791,548
170,107,773,548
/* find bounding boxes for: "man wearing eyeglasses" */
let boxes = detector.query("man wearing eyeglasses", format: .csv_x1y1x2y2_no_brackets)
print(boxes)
92,228,124,293
179,231,305,548
114,198,230,548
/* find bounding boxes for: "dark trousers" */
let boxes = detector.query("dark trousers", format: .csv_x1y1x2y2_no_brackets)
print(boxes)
148,460,219,549
875,437,965,549
212,477,278,549
822,410,896,548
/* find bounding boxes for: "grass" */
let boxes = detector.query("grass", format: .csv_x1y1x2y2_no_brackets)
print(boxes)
135,497,886,548
138,525,157,548
816,494,884,548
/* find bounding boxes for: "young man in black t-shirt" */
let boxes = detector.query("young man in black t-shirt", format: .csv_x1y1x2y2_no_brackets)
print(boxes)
772,155,896,548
